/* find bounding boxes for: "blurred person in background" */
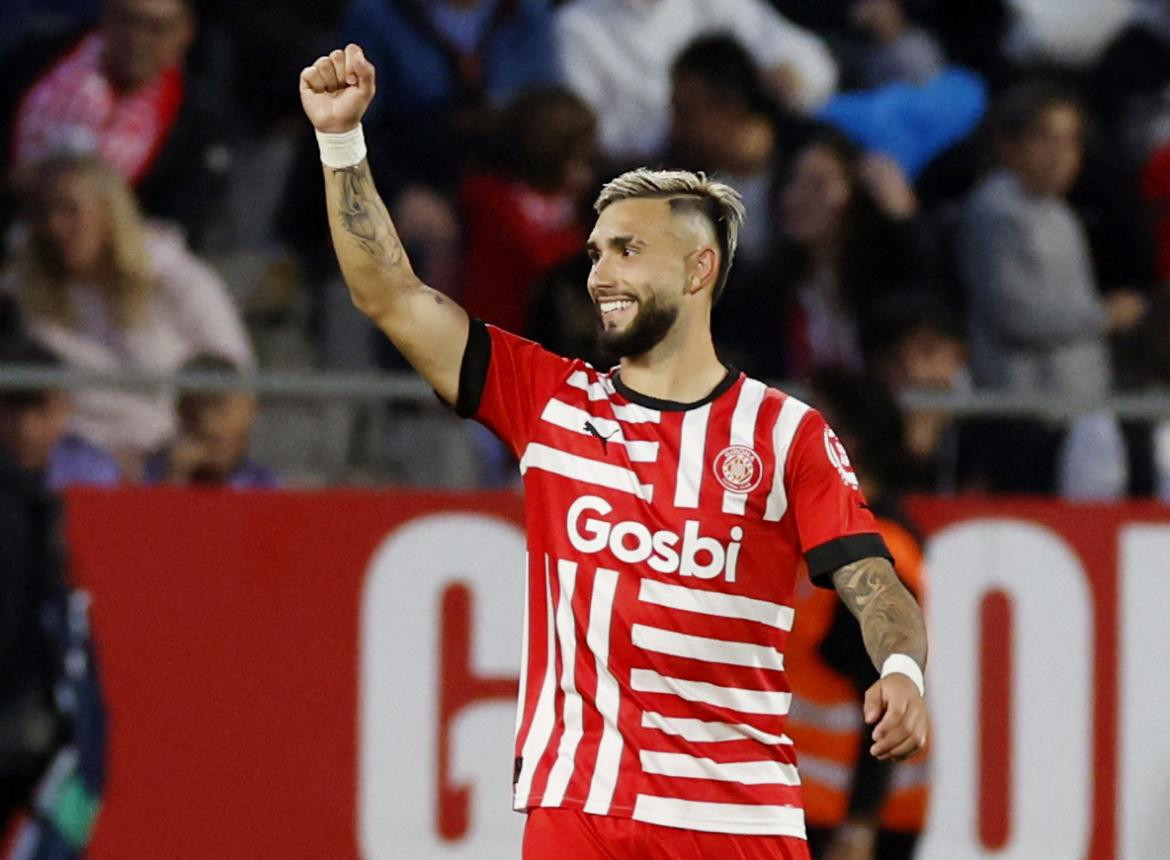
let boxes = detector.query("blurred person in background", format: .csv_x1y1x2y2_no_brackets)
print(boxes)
2,154,252,479
957,81,1147,492
1092,0,1170,168
557,0,838,164
0,339,121,491
0,0,233,250
789,368,930,860
838,0,946,89
720,130,925,381
459,87,598,335
668,34,811,268
0,348,107,860
868,296,969,493
143,353,276,488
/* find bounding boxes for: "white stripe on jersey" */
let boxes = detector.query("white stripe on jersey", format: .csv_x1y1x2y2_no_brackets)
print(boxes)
543,560,583,805
722,379,766,516
539,399,660,462
632,795,807,837
612,402,661,424
566,370,609,401
514,556,559,808
763,397,812,522
583,568,623,815
674,404,712,508
639,751,801,786
640,711,792,746
520,443,654,501
638,580,795,631
629,668,792,716
631,624,785,671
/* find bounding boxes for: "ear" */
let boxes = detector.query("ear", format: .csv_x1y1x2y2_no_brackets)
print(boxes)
687,246,719,296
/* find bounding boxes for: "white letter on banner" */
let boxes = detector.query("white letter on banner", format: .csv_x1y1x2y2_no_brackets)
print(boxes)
359,514,526,860
918,520,1092,860
1120,524,1170,860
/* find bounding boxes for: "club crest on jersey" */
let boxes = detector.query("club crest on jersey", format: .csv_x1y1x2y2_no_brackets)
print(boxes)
713,445,763,494
823,428,860,489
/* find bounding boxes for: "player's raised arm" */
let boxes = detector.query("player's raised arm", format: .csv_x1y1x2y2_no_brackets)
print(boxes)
831,556,929,762
299,44,469,404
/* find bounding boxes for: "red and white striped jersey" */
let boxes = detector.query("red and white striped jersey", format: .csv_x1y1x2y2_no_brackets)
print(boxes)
457,322,889,838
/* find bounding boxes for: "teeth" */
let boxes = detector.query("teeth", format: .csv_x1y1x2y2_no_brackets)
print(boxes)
599,299,635,314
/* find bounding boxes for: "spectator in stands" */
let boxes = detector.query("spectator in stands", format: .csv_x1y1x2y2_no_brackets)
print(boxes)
957,82,1151,493
1092,0,1170,166
459,87,597,335
870,295,969,492
3,154,252,478
143,354,275,488
720,129,923,380
0,338,121,490
668,35,810,267
958,82,1146,404
1,0,232,250
557,0,837,163
840,0,946,88
0,351,106,860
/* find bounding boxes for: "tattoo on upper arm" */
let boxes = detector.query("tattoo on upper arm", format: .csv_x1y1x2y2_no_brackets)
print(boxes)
332,164,405,270
832,556,927,670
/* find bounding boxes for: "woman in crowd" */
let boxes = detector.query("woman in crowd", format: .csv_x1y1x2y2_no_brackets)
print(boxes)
720,128,925,380
3,153,252,478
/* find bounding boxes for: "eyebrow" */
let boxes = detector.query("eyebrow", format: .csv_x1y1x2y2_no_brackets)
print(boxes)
586,234,641,253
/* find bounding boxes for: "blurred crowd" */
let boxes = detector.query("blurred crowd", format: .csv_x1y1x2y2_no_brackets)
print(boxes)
0,0,1169,500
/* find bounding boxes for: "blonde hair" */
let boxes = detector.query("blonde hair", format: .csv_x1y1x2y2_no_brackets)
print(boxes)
594,168,746,301
12,154,156,329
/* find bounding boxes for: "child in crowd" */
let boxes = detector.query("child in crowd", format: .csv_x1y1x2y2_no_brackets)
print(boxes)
0,337,120,490
143,354,275,488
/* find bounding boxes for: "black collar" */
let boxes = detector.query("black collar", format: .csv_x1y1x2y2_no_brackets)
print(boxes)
612,365,741,412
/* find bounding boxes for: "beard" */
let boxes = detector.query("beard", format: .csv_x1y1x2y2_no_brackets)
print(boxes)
597,292,679,361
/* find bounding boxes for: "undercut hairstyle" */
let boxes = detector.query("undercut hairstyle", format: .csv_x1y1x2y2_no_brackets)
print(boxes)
594,168,746,303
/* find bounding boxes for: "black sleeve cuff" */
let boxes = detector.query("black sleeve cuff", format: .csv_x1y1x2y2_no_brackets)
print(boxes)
805,533,892,588
454,318,491,418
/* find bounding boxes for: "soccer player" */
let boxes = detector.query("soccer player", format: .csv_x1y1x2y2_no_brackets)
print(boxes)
300,45,928,859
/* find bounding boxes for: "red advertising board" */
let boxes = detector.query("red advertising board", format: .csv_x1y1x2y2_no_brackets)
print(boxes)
60,488,1170,859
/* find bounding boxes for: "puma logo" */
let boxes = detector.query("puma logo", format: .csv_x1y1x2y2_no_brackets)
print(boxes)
583,421,619,452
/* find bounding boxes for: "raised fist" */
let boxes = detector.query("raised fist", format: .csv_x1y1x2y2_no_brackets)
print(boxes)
299,44,376,134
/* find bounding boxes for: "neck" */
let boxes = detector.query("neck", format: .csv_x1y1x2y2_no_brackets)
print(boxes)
617,312,726,403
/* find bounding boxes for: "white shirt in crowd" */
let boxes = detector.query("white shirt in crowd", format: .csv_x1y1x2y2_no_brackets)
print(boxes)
557,0,838,161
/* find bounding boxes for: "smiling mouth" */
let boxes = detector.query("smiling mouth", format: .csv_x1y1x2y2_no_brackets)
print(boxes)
597,297,637,325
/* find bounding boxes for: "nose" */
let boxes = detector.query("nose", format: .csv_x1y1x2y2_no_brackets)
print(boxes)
588,252,616,294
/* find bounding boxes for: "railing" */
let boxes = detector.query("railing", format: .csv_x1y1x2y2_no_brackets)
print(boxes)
2,366,1167,485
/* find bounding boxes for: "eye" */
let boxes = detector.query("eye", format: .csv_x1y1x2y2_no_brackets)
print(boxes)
587,250,600,264
621,246,637,257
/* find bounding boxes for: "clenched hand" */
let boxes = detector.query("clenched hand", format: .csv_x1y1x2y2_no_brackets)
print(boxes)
299,44,376,134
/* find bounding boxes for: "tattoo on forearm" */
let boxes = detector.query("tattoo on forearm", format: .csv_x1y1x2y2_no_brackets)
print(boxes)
332,164,405,270
832,556,927,670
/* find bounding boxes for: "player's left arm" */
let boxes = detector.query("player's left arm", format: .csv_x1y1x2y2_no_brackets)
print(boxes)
830,555,928,762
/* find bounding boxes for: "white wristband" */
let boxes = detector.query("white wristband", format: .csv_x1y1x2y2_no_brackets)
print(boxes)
316,125,367,168
881,654,925,697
